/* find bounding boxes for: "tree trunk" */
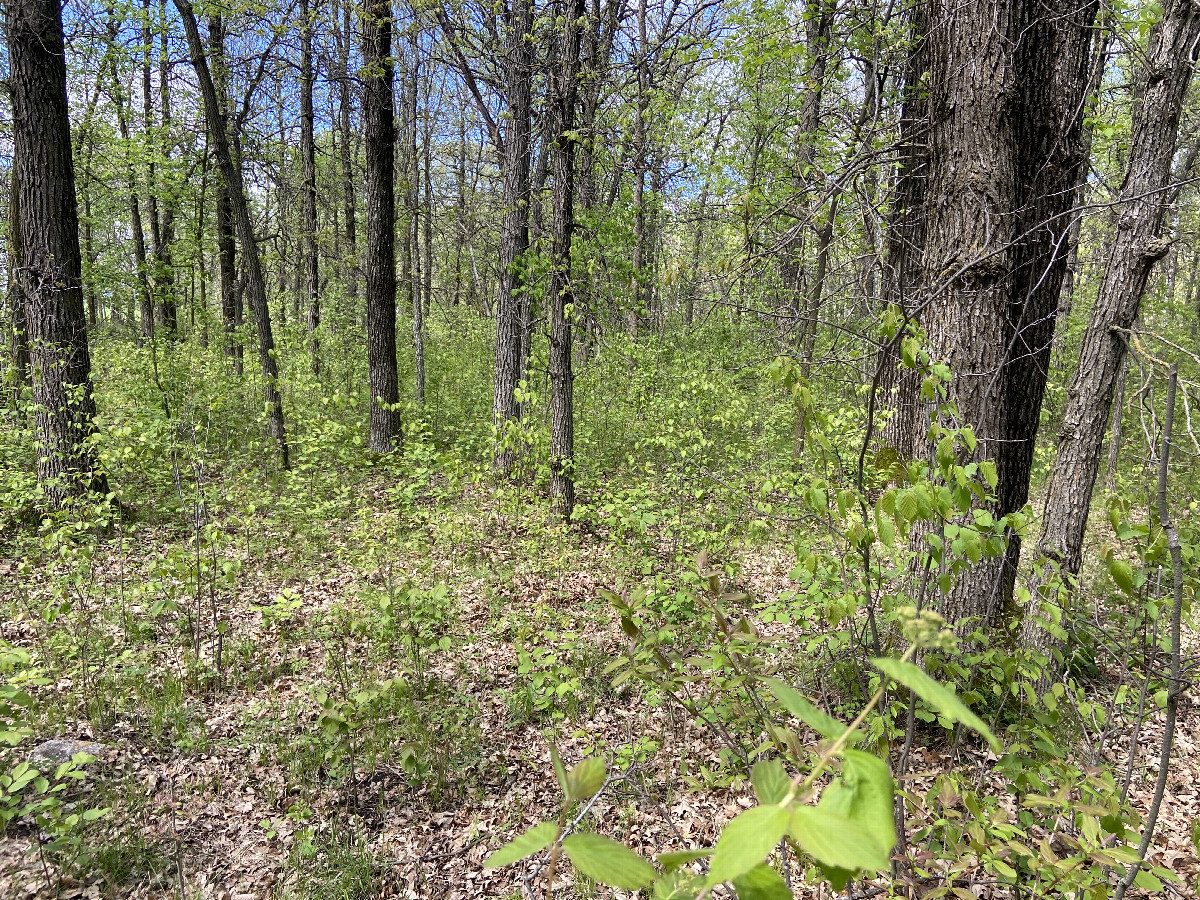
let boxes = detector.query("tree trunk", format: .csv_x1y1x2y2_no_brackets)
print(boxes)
1037,0,1200,579
362,0,402,451
336,0,358,304
7,0,107,504
7,165,29,409
407,30,426,406
904,0,1096,627
300,0,320,373
209,15,242,374
877,2,928,461
494,0,533,475
176,0,290,468
549,0,585,520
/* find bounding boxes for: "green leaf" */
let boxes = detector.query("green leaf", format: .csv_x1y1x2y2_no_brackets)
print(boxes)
1191,818,1200,853
763,678,847,740
870,658,1000,751
708,805,790,885
562,833,656,890
566,757,607,800
789,806,888,872
551,744,569,797
1134,870,1163,892
1107,558,1135,595
484,821,558,869
657,848,713,872
817,750,895,856
732,863,792,899
751,759,790,805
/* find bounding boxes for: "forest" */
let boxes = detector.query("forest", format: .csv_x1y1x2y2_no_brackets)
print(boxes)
1,0,1200,895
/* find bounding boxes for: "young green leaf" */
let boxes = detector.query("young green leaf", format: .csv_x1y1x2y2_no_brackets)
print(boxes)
789,806,888,872
763,678,847,740
551,744,569,796
565,757,607,800
484,821,558,869
732,863,792,899
751,759,790,805
708,804,790,885
870,658,1001,751
561,833,656,889
817,750,895,856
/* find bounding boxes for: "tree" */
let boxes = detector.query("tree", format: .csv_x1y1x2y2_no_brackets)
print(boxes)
895,0,1097,626
362,0,402,452
7,0,107,504
548,0,586,519
1035,0,1200,583
300,0,320,373
493,0,534,476
175,0,290,468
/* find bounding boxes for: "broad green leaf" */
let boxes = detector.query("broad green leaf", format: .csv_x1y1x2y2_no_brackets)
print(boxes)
657,848,713,871
732,863,792,899
870,658,1000,751
817,750,895,856
789,806,888,872
1133,870,1163,892
562,833,656,890
484,821,558,869
708,805,790,885
751,759,790,805
763,678,846,740
551,744,569,796
566,757,606,800
1107,558,1135,595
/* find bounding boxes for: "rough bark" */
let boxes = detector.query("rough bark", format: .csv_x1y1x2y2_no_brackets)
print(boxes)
7,0,107,504
300,0,320,373
362,0,402,451
336,0,358,304
878,3,928,461
209,15,242,374
906,0,1096,627
176,0,290,468
494,0,533,475
1037,0,1200,579
549,0,585,520
7,165,29,409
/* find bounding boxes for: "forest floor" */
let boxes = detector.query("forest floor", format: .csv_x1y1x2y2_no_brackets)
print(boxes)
1,473,1198,900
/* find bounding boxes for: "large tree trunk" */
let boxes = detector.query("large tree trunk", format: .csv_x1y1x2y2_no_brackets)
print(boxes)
300,0,320,373
904,0,1095,627
1036,0,1200,579
494,0,533,475
877,2,928,461
549,0,585,520
209,15,242,374
7,166,29,410
176,0,290,468
8,0,107,504
362,0,402,451
996,0,1099,598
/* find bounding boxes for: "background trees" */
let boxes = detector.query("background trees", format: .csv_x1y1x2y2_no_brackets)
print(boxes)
4,0,1200,894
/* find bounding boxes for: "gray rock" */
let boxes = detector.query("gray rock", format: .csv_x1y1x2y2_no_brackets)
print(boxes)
26,739,105,769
